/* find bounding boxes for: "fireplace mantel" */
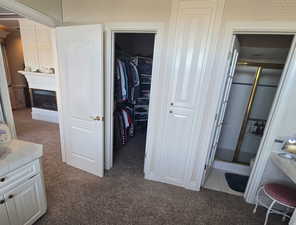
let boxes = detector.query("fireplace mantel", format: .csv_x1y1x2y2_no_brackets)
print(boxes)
18,71,59,124
18,71,56,91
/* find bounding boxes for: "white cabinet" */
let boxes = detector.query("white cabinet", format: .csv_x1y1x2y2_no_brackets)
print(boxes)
18,19,39,70
35,23,54,70
0,160,47,225
19,19,55,71
0,193,10,225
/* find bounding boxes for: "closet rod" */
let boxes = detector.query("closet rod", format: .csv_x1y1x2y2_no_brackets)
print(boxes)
238,61,284,69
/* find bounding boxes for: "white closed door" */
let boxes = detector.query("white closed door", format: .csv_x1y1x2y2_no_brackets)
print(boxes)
0,193,10,225
5,175,45,225
56,25,104,177
154,0,224,189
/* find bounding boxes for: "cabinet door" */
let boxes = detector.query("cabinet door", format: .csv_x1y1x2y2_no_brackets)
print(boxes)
5,175,46,225
35,23,55,69
0,194,10,225
19,19,39,70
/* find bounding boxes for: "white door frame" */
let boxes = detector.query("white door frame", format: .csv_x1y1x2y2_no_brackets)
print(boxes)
104,23,165,171
202,21,296,203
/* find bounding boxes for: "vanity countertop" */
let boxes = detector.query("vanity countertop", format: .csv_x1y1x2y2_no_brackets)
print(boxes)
271,152,296,183
0,139,43,177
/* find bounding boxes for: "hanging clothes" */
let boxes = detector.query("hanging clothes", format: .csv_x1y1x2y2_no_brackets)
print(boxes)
114,51,153,150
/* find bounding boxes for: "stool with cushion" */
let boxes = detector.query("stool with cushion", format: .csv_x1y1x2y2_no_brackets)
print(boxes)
253,183,296,225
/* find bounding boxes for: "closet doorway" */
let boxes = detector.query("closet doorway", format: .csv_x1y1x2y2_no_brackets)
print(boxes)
106,30,159,175
204,34,294,196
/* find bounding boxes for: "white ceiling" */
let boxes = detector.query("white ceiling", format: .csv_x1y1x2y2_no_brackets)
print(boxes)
237,35,294,64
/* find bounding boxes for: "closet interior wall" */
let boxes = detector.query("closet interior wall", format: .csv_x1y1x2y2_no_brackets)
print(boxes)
216,34,293,165
113,33,155,154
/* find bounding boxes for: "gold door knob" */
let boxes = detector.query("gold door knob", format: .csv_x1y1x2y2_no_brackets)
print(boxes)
90,116,104,121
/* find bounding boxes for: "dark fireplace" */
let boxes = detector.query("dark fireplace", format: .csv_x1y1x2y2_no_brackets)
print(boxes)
31,89,58,111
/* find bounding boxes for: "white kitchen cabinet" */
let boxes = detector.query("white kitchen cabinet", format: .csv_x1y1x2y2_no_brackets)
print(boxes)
0,141,47,225
5,174,46,225
35,23,55,70
18,19,39,71
19,19,55,71
0,193,10,225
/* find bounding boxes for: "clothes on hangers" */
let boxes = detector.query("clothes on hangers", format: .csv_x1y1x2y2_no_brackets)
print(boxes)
114,52,153,150
115,58,140,103
113,106,134,150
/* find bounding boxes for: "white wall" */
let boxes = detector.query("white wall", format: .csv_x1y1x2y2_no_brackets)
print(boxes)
62,0,172,25
223,0,296,22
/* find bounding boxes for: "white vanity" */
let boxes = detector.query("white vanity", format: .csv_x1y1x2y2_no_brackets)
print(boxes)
0,140,47,225
271,153,296,225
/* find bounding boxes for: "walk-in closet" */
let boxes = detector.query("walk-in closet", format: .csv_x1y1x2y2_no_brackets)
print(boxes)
112,33,155,171
204,34,294,195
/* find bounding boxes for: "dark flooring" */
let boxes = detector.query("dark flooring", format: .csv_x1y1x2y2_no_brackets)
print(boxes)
13,109,285,225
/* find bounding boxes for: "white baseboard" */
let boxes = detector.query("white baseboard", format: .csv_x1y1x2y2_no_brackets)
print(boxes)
31,107,59,124
213,160,251,176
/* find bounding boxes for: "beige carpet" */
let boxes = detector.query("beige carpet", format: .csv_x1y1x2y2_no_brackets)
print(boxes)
13,108,285,225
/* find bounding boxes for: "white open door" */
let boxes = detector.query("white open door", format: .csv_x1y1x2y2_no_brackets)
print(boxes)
202,35,240,182
56,25,104,177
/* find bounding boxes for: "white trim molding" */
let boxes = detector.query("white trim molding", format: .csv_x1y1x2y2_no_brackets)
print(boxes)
32,107,59,124
19,71,57,91
200,21,296,203
104,22,165,171
0,0,60,27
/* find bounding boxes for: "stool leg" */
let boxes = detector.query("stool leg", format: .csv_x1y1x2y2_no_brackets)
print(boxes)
253,186,262,214
282,207,290,222
264,200,276,225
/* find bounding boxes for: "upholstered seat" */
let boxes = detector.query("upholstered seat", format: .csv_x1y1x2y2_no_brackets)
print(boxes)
254,183,296,225
264,183,296,207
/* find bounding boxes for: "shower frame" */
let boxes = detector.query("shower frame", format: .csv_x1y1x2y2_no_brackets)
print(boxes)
233,61,285,163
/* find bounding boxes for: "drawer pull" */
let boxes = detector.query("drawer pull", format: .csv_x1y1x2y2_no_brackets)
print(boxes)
0,199,5,204
0,177,6,182
8,195,14,199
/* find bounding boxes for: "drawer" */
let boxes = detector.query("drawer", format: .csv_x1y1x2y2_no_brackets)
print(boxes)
0,160,40,189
